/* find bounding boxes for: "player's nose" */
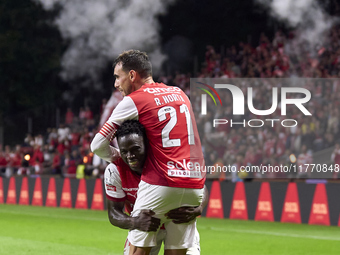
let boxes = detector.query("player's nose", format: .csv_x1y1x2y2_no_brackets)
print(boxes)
114,81,119,88
126,152,134,159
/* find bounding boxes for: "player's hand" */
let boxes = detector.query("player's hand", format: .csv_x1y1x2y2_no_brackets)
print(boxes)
165,206,202,224
132,209,160,232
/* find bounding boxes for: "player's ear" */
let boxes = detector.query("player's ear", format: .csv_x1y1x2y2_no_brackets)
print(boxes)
129,70,137,82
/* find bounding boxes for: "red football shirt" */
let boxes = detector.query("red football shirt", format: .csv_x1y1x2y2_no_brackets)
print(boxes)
104,158,140,214
104,159,167,231
107,83,205,189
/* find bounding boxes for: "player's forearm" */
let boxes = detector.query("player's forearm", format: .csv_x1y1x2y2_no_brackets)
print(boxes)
91,133,120,163
108,208,136,230
201,185,209,210
195,185,209,215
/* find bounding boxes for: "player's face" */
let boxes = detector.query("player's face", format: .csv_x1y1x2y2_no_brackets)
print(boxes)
113,63,133,96
117,134,146,174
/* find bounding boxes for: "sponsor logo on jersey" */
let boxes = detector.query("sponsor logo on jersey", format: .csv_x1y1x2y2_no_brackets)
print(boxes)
108,168,114,177
106,184,116,191
126,192,137,199
167,159,202,171
143,87,182,94
168,169,202,178
122,187,138,192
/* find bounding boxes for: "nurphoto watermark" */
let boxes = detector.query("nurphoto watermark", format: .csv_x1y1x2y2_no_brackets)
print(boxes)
190,78,340,180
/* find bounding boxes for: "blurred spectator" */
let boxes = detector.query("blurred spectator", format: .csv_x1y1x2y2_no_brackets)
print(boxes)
17,156,30,176
65,107,74,125
29,145,44,166
32,157,43,175
48,128,58,149
0,149,8,177
232,153,245,182
79,107,86,121
296,145,313,178
99,90,123,127
62,150,73,177
65,150,82,177
57,124,70,143
56,139,68,156
11,145,23,173
23,133,34,147
331,142,340,179
51,150,62,175
80,127,92,155
69,128,81,151
301,126,316,152
34,134,44,148
327,108,339,134
84,106,93,120
263,132,276,158
91,154,107,178
42,144,52,171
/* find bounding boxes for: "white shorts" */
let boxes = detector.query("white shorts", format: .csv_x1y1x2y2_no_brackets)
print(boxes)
124,228,201,255
128,181,204,249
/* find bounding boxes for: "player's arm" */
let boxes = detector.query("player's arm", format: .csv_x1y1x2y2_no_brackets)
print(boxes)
91,130,120,163
91,97,138,163
165,185,209,224
107,200,160,231
197,184,209,213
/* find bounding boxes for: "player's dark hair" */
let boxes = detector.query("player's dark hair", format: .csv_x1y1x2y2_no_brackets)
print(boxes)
116,120,147,142
113,49,152,78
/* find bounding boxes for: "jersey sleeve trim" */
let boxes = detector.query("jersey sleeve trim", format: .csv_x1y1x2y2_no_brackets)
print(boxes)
99,122,118,139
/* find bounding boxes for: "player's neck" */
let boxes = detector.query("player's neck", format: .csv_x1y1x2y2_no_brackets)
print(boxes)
132,168,142,176
132,76,155,92
142,76,155,84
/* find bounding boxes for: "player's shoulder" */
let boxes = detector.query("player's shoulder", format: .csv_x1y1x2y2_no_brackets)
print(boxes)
111,96,135,114
115,95,135,107
109,96,138,123
104,163,120,180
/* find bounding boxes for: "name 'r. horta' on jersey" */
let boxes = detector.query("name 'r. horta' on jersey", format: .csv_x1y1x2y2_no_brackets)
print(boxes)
154,94,186,106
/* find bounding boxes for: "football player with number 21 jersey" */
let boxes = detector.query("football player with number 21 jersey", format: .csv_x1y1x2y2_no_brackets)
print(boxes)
91,50,206,255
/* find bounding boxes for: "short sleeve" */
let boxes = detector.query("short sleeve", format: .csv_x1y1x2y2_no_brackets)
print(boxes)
104,163,126,201
108,96,139,126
